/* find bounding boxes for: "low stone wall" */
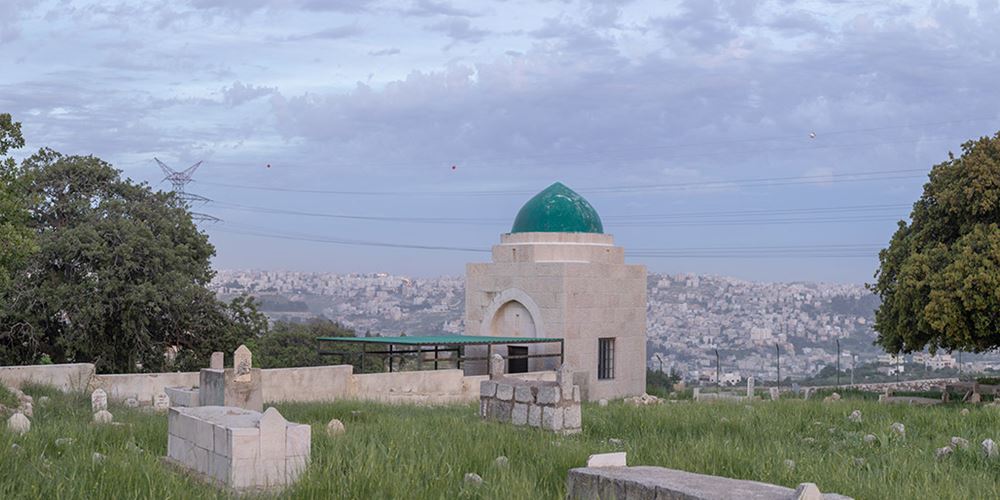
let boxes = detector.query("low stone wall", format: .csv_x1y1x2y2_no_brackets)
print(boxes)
263,365,354,402
0,363,95,392
351,369,469,404
480,366,582,434
0,361,558,406
566,466,852,499
99,371,200,404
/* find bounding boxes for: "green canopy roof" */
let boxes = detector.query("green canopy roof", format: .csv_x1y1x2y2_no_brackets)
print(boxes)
316,335,563,346
510,182,604,234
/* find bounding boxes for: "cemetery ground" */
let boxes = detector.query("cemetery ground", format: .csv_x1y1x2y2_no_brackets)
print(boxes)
3,385,1000,499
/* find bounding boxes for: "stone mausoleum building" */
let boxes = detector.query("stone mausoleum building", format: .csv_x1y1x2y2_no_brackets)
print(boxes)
465,182,647,401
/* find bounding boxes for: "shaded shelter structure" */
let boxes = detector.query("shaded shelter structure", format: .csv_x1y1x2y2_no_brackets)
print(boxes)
317,335,564,374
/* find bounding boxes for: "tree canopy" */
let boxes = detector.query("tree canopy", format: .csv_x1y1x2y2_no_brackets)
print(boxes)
0,115,267,372
0,114,36,291
871,131,1000,354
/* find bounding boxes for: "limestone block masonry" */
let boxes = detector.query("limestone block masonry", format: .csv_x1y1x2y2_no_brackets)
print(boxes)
465,230,647,402
480,375,582,434
166,406,310,491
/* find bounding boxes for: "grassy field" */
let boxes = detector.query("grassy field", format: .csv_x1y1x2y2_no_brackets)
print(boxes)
2,386,1000,499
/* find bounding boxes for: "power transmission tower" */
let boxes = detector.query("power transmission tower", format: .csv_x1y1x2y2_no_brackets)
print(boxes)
154,158,221,223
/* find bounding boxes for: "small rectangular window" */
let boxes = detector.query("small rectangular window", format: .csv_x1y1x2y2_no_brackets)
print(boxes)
598,338,615,380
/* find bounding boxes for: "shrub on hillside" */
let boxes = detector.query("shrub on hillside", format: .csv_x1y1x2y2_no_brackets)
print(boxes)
254,319,357,369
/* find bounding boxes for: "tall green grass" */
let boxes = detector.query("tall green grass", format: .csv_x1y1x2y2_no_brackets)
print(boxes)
3,387,1000,499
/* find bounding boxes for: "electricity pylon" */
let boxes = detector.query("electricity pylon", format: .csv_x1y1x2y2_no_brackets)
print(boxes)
154,158,221,223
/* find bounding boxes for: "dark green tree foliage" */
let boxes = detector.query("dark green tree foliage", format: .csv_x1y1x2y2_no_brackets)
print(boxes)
0,114,36,290
0,147,266,372
253,319,357,369
871,132,1000,354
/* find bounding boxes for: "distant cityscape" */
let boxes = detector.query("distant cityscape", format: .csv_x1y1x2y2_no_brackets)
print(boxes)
211,270,1000,382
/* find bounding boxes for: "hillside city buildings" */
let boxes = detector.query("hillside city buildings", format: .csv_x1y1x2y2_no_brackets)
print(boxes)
211,269,1000,382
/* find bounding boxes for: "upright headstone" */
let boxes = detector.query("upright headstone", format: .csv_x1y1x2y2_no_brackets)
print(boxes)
91,388,108,413
693,388,701,401
489,353,505,379
93,410,113,424
153,392,170,412
557,364,574,399
210,351,224,370
769,387,780,401
234,345,252,383
746,377,755,398
792,383,801,397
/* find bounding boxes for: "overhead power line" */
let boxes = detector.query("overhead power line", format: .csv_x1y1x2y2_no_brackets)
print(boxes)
207,222,883,258
206,200,909,227
196,168,926,197
213,224,490,253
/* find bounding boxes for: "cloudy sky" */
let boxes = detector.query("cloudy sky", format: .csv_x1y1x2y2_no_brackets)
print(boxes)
3,0,999,282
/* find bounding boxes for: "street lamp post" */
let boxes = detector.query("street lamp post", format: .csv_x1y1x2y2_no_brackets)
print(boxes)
851,354,857,386
775,343,781,391
836,339,841,388
715,349,721,393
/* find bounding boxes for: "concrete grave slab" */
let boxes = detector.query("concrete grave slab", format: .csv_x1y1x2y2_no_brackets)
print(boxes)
165,406,310,492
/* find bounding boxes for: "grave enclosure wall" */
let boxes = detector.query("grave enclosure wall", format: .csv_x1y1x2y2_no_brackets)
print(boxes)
0,362,556,405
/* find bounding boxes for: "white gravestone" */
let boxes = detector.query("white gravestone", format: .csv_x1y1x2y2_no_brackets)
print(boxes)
769,387,780,401
746,377,755,398
93,410,113,424
210,351,224,370
153,392,170,411
489,353,505,379
234,345,252,383
91,388,108,413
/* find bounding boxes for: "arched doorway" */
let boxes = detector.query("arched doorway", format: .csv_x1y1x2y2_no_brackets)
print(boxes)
489,300,537,374
489,300,537,339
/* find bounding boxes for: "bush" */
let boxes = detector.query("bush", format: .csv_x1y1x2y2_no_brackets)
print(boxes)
256,319,358,369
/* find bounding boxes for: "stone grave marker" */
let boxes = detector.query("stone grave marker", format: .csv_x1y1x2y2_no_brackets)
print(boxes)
7,412,30,434
91,388,108,413
93,410,113,424
489,353,505,379
769,387,780,400
153,392,170,412
746,377,755,398
557,364,574,397
234,345,252,383
210,351,224,370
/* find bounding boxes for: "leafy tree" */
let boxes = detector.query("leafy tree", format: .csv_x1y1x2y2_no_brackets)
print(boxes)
0,145,266,372
646,367,682,397
871,132,1000,354
253,319,355,368
0,113,35,290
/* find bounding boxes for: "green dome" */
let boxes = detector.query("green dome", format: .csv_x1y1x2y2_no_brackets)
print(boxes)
511,182,604,234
